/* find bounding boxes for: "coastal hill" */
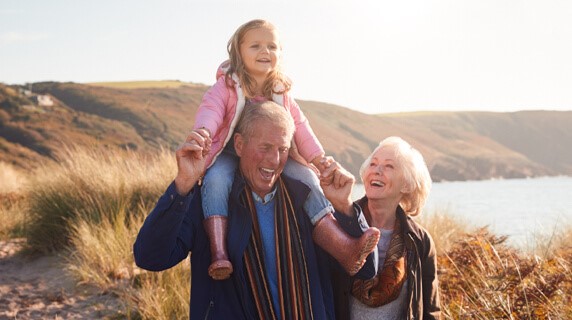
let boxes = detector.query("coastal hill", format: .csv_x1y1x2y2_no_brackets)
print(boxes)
1,81,570,181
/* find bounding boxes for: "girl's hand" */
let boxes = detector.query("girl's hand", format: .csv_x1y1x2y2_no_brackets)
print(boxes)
189,128,212,156
312,155,335,174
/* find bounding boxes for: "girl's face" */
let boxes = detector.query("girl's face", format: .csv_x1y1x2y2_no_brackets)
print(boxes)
239,27,280,80
363,146,407,202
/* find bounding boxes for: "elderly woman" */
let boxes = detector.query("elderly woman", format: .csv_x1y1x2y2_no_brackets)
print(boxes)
324,136,441,320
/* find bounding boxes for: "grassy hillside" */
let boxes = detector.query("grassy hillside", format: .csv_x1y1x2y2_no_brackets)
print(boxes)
1,81,570,181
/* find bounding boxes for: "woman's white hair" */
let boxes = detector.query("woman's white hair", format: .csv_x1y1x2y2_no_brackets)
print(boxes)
359,136,432,216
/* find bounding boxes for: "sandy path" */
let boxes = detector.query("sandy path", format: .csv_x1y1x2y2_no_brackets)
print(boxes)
0,239,126,319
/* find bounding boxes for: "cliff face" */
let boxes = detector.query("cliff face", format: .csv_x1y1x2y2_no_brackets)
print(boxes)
1,82,570,181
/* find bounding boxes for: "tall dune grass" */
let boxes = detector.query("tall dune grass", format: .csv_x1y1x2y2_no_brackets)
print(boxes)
521,221,572,259
0,162,28,239
25,146,175,253
416,207,470,254
66,201,190,319
52,147,190,319
0,161,27,194
127,261,191,319
67,205,145,289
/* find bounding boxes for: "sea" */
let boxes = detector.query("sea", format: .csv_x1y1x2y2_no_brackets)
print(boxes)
352,176,572,247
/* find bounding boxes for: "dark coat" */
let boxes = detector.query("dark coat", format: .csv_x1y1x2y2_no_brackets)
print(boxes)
332,204,441,320
134,174,374,319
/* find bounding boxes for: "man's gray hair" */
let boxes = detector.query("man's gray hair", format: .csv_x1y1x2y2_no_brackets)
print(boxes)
235,101,295,141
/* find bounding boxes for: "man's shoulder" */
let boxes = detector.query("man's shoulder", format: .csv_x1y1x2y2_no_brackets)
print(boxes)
280,174,311,200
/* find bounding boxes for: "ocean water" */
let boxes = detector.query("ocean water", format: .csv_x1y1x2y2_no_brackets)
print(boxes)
352,176,572,247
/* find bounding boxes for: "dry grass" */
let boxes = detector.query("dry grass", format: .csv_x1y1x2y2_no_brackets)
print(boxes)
417,209,571,319
0,162,28,239
127,262,190,320
24,146,175,253
66,202,191,319
439,228,572,319
0,200,28,240
44,147,189,319
66,206,145,289
0,161,27,194
521,221,572,260
416,208,470,254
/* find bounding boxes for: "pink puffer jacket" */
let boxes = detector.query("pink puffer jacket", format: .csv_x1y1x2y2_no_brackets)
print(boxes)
193,61,324,168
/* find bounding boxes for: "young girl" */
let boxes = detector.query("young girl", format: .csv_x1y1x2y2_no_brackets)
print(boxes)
191,19,380,280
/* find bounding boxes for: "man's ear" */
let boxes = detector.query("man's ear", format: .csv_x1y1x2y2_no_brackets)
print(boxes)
234,133,244,157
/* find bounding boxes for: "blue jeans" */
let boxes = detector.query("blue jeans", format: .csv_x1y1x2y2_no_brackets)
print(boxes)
201,151,333,224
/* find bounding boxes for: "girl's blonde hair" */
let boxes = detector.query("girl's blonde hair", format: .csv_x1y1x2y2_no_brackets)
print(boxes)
226,19,291,99
359,136,432,217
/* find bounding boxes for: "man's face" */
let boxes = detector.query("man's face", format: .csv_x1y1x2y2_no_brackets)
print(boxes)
235,120,290,198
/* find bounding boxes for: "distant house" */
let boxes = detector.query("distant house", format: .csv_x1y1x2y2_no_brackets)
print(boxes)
28,94,54,107
36,95,54,107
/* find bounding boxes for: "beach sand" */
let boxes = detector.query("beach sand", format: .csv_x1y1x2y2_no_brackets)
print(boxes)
0,239,126,319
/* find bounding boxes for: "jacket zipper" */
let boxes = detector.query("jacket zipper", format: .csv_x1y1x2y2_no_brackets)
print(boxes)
203,300,214,320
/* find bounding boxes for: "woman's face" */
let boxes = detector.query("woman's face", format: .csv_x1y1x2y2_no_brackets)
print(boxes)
363,146,407,202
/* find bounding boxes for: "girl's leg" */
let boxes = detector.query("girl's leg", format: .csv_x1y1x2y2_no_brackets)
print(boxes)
201,151,238,280
202,151,237,218
283,158,380,276
283,158,333,224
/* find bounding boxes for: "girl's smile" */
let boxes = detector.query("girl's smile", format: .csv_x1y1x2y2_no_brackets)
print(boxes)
239,27,280,83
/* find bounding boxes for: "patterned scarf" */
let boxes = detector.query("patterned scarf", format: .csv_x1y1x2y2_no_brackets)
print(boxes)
351,200,408,307
241,177,314,320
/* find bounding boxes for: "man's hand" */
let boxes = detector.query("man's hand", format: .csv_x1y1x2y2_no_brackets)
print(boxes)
319,161,355,216
174,130,211,196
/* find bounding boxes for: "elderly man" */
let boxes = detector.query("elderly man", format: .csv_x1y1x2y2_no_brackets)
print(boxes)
133,101,377,319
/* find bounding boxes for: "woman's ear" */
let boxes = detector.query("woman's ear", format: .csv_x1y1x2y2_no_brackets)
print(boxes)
400,183,413,194
234,133,244,157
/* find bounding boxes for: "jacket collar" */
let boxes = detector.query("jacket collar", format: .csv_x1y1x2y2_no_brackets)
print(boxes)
396,206,424,242
356,196,424,242
230,171,311,211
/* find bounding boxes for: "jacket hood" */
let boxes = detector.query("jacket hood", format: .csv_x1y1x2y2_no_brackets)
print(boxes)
216,60,232,81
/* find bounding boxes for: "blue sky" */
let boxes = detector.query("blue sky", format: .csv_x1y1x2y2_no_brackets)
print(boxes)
1,0,571,114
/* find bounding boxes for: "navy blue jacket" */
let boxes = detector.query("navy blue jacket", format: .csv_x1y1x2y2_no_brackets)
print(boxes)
133,174,375,319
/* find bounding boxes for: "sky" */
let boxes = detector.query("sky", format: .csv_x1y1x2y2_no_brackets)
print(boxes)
1,0,571,114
